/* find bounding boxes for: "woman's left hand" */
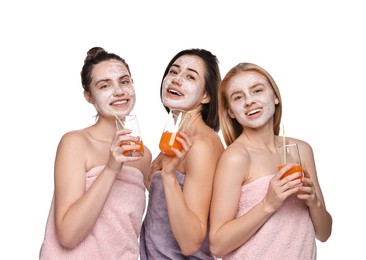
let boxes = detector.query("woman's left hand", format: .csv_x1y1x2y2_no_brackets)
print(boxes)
297,167,318,207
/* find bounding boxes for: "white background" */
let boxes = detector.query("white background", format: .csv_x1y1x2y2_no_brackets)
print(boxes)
1,0,365,259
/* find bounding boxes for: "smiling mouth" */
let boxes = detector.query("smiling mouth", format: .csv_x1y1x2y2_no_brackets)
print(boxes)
246,108,261,116
110,100,128,105
167,88,183,96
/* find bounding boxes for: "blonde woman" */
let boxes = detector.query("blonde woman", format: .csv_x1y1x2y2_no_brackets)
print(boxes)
209,63,332,259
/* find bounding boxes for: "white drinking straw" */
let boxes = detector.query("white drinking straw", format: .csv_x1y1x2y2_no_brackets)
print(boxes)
108,108,124,128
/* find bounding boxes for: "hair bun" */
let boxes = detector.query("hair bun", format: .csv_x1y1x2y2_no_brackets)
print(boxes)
85,47,106,62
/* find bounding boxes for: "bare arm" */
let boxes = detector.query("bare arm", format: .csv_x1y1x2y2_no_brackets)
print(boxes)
297,141,333,242
54,129,141,248
209,145,303,258
161,134,222,255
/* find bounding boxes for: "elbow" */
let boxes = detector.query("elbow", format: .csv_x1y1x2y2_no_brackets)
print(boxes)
210,245,225,259
180,242,201,256
209,235,226,258
316,228,332,243
178,225,207,256
317,229,332,242
57,234,80,249
179,234,206,256
56,229,82,249
316,216,333,243
317,236,330,243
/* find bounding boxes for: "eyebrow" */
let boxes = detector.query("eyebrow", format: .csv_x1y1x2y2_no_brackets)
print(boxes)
95,74,130,85
229,90,243,98
249,83,263,89
229,83,264,98
171,64,199,76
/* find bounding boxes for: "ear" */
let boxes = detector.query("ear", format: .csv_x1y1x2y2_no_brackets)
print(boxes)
274,97,279,105
84,90,94,104
201,91,211,104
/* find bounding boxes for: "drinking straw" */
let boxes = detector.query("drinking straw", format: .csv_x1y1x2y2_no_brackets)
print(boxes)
168,113,182,146
282,124,286,164
168,133,177,146
108,108,124,128
178,110,192,131
168,110,191,147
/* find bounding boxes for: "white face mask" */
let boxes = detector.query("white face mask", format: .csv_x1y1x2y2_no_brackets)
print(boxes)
226,71,279,129
161,55,208,111
88,60,136,118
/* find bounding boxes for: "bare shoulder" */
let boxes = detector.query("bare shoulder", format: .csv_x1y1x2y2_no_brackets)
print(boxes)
286,136,313,155
58,129,90,150
190,130,224,158
183,129,224,177
222,140,250,165
215,140,250,184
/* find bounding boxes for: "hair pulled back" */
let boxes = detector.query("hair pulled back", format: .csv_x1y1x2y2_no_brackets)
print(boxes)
80,47,131,92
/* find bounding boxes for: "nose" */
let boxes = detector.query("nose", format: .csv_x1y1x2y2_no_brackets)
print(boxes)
114,85,125,96
172,74,183,85
245,95,253,106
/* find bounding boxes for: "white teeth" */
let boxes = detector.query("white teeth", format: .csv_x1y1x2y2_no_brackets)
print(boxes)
247,109,261,115
168,89,182,96
112,100,127,105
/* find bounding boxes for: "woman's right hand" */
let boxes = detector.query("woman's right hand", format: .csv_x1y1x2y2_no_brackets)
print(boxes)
263,164,303,213
145,131,192,187
106,129,142,173
159,131,192,177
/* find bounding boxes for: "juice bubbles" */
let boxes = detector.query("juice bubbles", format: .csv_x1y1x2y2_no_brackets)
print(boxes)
278,164,303,180
159,131,183,156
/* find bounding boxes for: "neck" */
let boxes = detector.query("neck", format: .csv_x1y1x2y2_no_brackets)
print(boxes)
185,110,204,135
241,124,276,148
89,116,116,142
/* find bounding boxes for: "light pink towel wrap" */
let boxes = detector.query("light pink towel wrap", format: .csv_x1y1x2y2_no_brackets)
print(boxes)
39,165,146,260
224,175,316,260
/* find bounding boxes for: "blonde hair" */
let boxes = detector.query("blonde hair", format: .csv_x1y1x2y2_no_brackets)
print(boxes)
218,63,282,146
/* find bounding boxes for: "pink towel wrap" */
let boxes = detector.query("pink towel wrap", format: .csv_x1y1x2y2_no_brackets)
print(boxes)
39,165,146,260
224,175,316,260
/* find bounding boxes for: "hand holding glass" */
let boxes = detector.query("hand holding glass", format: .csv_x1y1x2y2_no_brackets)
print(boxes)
159,110,191,156
115,115,144,157
276,143,303,180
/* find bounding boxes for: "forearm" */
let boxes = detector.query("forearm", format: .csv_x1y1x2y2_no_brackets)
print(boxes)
162,174,206,255
210,200,273,258
56,167,117,248
308,199,333,242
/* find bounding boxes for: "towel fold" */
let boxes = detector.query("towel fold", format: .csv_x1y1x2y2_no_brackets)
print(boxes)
224,175,316,260
39,165,146,260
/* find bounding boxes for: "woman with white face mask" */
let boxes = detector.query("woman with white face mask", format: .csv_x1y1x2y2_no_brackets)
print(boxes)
140,49,224,259
39,47,152,259
209,63,332,259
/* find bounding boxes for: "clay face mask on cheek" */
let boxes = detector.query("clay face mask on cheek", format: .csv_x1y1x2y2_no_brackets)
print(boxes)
92,89,114,114
162,77,202,110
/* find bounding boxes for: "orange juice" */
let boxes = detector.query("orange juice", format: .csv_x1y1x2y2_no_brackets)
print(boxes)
159,131,183,156
121,140,144,156
278,164,303,180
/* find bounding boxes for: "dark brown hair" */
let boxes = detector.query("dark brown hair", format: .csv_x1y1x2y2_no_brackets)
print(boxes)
80,47,131,92
160,48,221,132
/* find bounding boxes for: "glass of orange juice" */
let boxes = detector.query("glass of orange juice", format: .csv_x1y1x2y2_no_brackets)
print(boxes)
115,115,144,157
276,143,303,180
159,110,191,156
